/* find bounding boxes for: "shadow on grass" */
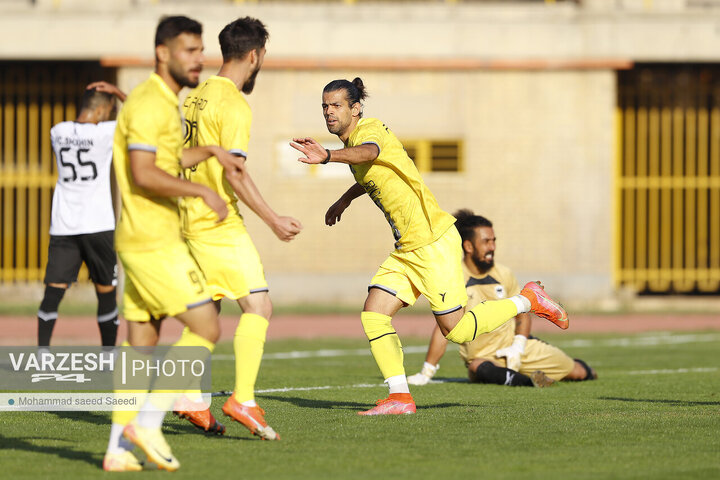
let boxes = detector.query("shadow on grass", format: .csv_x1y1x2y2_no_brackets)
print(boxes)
599,396,720,406
49,410,108,425
259,394,465,411
259,394,368,410
0,433,98,468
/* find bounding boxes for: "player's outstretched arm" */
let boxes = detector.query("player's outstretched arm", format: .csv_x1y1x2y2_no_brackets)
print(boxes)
325,183,365,226
408,325,448,386
130,150,228,222
224,163,302,242
86,81,127,102
495,312,531,372
290,138,379,165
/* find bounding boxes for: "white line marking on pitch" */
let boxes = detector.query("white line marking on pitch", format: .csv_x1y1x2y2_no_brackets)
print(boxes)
626,367,718,375
212,333,720,362
246,366,720,395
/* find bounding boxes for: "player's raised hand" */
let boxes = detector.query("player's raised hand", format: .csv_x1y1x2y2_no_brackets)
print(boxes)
325,197,351,226
201,188,228,223
495,334,528,372
86,81,127,101
290,137,329,164
271,216,303,242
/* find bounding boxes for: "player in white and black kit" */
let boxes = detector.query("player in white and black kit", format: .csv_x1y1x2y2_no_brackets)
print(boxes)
38,82,126,347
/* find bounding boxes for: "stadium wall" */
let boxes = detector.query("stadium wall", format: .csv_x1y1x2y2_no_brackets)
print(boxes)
2,1,720,307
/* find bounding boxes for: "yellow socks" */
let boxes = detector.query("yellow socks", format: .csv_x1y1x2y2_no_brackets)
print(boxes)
361,311,405,380
445,299,518,344
232,313,269,403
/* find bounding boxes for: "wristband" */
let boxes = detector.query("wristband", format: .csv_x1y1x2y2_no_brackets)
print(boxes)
321,149,331,164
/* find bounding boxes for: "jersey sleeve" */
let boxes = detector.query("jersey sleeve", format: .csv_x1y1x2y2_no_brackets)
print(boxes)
218,99,251,158
126,103,164,153
354,120,386,153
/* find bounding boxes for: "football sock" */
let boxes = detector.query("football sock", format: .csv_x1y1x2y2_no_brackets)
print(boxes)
386,374,410,394
509,294,531,313
111,341,148,427
136,330,215,428
96,290,119,346
361,311,405,379
472,361,534,387
232,313,269,404
107,423,134,454
445,299,518,344
37,285,65,346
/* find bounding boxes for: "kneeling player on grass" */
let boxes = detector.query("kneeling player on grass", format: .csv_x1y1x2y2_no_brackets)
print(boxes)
291,78,569,416
407,210,597,388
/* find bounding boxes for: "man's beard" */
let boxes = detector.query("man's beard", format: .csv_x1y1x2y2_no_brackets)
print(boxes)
472,255,493,272
242,66,260,94
170,64,199,88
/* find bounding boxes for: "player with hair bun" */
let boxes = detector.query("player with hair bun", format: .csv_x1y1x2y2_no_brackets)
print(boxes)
291,78,570,415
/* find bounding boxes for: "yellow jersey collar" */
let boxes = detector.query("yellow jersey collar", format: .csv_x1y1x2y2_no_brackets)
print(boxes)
149,72,179,105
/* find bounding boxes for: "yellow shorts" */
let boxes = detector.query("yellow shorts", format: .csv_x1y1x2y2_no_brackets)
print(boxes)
370,226,467,314
461,320,575,380
186,231,267,301
119,241,212,322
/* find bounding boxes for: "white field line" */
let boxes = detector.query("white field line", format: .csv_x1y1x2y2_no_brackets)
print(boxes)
244,366,719,395
212,333,720,363
626,367,718,375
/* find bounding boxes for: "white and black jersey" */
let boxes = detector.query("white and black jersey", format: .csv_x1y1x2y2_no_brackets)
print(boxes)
49,121,116,235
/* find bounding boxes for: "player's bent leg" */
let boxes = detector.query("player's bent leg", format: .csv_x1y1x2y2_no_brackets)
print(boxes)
95,284,118,347
37,284,67,346
468,359,544,387
441,299,519,344
563,358,597,381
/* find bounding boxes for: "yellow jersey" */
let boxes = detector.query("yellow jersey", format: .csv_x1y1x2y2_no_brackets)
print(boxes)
347,118,455,252
181,75,250,238
458,262,521,363
113,73,184,252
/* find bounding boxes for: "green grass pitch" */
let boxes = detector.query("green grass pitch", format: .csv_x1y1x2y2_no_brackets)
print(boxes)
1,331,719,479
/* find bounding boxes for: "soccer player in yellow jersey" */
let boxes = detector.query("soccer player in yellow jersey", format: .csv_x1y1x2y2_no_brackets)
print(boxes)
291,78,569,415
408,210,597,387
178,17,301,440
102,16,245,472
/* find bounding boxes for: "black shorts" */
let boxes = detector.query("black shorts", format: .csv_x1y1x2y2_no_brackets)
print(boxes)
44,230,117,286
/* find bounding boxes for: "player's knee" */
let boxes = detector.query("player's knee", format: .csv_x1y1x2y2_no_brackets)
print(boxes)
469,360,495,384
242,292,272,319
40,285,66,312
565,358,597,381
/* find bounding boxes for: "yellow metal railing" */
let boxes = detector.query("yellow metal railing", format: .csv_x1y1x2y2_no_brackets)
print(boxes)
0,62,113,284
616,66,720,293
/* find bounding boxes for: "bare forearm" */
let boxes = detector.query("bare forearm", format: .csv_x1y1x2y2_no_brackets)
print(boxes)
227,171,278,225
327,144,379,165
341,183,366,203
425,325,449,365
514,313,531,338
134,164,208,199
181,146,222,169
